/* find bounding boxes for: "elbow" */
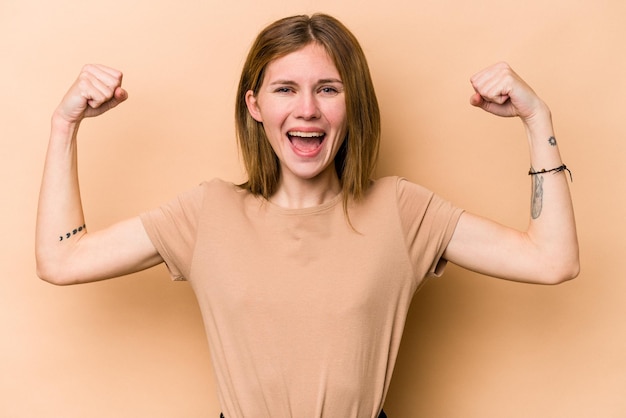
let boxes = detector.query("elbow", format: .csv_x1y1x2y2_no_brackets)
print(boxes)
544,266,579,285
542,255,580,285
529,236,580,285
36,259,77,286
36,265,64,286
36,241,85,285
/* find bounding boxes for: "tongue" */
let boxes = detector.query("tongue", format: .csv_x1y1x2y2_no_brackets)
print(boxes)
291,137,322,152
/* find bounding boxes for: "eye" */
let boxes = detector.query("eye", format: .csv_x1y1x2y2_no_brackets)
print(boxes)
319,86,340,96
274,86,294,94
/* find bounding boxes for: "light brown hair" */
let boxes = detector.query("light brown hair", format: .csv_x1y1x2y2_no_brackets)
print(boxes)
235,13,381,210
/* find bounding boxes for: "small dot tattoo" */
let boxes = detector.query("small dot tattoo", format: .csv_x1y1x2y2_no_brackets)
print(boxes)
548,136,557,146
59,224,86,241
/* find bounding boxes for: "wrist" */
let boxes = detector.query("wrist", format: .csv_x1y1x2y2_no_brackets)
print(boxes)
51,111,80,138
522,100,552,133
523,103,557,151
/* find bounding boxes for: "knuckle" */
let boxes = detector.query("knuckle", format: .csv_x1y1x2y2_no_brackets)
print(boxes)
81,64,95,74
496,61,510,69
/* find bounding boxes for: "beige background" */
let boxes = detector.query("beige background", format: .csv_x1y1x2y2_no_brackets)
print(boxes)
2,0,624,416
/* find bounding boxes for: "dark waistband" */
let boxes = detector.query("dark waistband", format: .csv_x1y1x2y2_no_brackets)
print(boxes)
220,411,386,418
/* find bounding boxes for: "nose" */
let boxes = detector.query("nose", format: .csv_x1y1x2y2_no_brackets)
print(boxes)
294,92,321,120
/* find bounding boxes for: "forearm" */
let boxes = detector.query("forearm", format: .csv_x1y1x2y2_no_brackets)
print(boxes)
36,115,87,282
523,104,579,281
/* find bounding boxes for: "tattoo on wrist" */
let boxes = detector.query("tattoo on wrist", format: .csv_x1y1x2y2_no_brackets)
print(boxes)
59,224,86,241
531,169,543,219
548,136,557,146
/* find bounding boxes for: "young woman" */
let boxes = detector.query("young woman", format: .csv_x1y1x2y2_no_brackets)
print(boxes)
36,13,579,418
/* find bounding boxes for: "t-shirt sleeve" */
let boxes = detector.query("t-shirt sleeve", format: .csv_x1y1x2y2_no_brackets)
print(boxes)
396,177,464,277
139,183,205,281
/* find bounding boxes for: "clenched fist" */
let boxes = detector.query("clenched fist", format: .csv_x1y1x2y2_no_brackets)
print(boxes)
55,64,128,125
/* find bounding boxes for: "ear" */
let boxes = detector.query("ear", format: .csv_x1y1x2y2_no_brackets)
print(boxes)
245,90,263,122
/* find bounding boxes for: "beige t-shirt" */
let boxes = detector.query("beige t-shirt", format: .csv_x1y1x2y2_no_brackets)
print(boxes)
141,176,463,418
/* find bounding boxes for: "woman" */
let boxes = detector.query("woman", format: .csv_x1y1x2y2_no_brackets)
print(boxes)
36,13,579,418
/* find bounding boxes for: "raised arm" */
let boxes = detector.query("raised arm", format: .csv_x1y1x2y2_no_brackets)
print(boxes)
36,64,162,285
443,62,579,284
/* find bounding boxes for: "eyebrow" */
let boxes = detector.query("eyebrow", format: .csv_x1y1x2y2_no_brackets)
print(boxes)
269,78,344,86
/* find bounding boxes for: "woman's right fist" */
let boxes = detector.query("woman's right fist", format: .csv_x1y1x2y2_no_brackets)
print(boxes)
55,64,128,124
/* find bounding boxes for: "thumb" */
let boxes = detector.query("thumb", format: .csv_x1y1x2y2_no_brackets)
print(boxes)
88,86,129,115
115,86,128,101
469,92,484,108
468,92,513,118
109,86,128,107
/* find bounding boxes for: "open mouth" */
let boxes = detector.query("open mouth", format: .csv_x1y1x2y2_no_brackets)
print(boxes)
287,131,326,153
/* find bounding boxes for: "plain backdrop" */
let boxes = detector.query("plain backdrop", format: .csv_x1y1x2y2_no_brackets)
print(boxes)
2,0,625,416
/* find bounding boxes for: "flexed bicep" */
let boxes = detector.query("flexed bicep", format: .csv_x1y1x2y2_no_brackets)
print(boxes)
442,212,566,285
37,65,146,286
41,216,164,285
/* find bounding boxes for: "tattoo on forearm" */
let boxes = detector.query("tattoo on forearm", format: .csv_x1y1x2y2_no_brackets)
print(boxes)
530,136,558,219
59,224,86,241
531,169,543,219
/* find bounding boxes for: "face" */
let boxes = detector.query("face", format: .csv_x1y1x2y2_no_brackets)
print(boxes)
245,43,347,186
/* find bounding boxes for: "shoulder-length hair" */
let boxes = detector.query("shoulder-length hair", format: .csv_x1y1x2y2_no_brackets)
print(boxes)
235,13,381,210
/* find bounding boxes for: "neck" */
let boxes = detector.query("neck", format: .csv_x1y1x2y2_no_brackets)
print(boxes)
270,170,342,209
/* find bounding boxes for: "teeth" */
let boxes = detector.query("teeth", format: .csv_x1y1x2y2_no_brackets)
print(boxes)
288,131,324,138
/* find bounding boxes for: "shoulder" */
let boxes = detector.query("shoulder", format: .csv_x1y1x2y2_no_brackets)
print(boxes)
351,176,436,222
176,178,249,207
200,178,256,208
201,178,238,193
143,178,245,221
366,176,434,203
369,176,462,224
